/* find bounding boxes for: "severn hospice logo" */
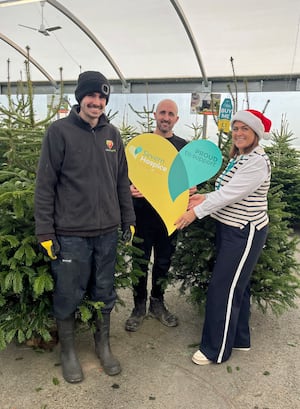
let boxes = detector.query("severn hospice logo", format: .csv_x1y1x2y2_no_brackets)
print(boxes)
125,133,222,235
127,145,168,172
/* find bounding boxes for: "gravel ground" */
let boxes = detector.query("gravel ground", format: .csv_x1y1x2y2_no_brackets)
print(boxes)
2,235,300,409
0,280,299,409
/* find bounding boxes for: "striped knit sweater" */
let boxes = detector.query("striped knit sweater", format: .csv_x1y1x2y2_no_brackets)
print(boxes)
211,146,271,230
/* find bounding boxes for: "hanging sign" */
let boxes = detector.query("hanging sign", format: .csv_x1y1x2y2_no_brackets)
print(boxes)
218,98,233,132
190,92,221,115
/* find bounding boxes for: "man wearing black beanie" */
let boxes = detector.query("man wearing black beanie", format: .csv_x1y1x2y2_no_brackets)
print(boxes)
34,71,135,383
75,71,110,104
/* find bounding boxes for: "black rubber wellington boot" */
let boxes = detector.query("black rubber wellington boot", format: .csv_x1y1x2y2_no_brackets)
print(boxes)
125,299,146,332
94,313,121,376
56,315,83,383
149,296,178,327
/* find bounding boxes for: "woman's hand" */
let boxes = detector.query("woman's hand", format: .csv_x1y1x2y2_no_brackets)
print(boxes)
175,209,197,230
130,184,144,198
188,193,206,210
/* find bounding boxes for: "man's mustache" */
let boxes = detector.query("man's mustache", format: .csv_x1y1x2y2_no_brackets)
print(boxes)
87,103,104,109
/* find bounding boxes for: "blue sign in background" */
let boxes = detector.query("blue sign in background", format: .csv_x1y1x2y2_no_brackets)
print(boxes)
218,98,233,120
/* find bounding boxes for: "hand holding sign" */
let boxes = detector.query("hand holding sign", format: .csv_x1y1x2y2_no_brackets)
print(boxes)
125,134,222,235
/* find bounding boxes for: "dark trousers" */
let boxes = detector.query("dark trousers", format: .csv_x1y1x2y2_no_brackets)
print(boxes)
200,221,268,363
51,231,118,320
133,203,177,301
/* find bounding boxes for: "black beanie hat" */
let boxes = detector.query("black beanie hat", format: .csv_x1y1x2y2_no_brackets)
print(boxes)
75,71,110,104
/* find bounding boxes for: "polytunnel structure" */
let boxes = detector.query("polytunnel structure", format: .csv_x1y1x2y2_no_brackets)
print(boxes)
0,0,300,95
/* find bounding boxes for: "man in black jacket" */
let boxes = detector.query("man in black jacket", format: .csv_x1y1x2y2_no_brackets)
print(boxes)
34,71,135,383
125,99,194,332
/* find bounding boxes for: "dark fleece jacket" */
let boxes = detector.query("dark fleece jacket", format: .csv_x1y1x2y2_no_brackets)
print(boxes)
34,105,135,240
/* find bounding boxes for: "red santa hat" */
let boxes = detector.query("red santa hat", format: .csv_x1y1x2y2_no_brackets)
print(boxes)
231,109,272,140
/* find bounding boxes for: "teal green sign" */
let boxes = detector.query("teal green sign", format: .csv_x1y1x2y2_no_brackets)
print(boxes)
168,139,223,201
219,98,233,120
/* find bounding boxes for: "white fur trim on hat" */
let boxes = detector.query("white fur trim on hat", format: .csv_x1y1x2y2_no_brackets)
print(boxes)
231,110,272,140
231,111,264,139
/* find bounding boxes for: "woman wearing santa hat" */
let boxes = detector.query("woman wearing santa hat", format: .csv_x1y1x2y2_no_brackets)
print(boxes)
175,109,272,365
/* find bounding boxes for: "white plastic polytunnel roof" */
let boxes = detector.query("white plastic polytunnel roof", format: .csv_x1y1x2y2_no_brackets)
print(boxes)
0,0,300,94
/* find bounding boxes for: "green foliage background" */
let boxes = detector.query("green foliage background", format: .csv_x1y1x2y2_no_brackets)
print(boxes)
0,66,299,351
0,67,143,350
170,117,300,315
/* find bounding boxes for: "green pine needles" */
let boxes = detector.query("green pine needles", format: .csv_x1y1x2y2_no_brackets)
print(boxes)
0,62,299,350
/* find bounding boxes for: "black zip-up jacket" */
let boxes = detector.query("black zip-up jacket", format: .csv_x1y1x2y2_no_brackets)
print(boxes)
34,105,135,239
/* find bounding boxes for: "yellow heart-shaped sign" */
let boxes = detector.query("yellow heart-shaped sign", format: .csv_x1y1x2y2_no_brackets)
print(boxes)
126,133,189,235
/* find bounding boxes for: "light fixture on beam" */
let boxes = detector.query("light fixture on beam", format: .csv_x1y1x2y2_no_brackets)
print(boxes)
0,0,41,7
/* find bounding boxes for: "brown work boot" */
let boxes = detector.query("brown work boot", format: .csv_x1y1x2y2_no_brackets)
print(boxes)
149,297,178,327
125,300,146,332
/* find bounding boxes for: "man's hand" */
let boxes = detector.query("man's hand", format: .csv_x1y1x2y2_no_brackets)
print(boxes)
39,239,60,260
130,185,144,198
122,225,135,244
189,186,198,196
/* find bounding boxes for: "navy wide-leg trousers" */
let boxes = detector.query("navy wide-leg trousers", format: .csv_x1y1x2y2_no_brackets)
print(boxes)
200,221,268,363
